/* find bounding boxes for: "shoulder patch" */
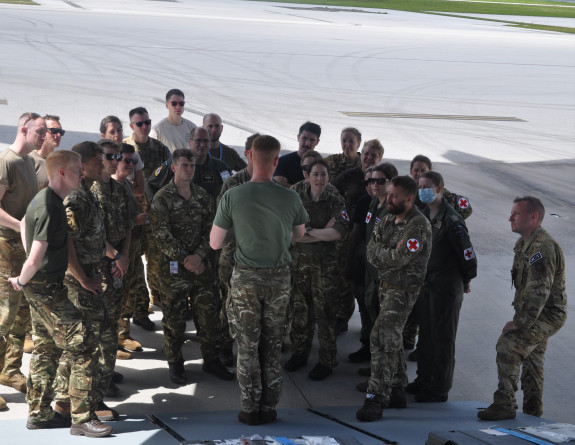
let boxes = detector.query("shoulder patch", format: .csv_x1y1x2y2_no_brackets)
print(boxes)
464,247,475,261
342,209,350,222
365,212,372,223
454,224,466,238
529,252,543,266
458,196,469,209
407,238,420,252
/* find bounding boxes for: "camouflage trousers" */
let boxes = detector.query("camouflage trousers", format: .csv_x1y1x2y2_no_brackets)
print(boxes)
159,262,223,364
143,228,161,303
96,262,122,403
24,279,96,424
119,226,149,340
227,263,291,413
367,287,421,400
216,250,235,354
493,316,565,415
335,240,355,322
289,250,338,368
360,264,381,346
55,269,105,413
0,236,29,377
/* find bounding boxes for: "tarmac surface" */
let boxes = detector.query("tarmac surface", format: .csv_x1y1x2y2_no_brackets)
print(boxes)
0,0,574,436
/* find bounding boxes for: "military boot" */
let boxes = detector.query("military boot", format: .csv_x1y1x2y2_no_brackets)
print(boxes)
523,395,543,417
477,403,516,420
356,393,385,421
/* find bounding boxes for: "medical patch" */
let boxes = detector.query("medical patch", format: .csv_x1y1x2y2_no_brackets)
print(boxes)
529,252,543,266
458,196,469,209
407,238,420,252
464,247,475,261
342,210,350,221
365,212,372,223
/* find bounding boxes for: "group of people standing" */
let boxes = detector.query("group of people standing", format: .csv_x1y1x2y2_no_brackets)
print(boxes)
0,88,567,434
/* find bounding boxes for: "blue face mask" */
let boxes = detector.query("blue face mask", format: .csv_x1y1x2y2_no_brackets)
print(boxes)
418,188,435,204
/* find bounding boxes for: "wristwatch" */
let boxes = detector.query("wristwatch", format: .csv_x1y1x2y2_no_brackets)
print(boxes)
114,252,121,260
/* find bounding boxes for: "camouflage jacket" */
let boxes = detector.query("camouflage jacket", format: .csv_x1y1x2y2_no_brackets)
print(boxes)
292,184,348,255
64,181,106,266
511,226,567,330
325,152,361,181
217,168,251,206
123,135,172,180
415,187,473,219
150,179,214,263
366,205,431,290
91,178,133,249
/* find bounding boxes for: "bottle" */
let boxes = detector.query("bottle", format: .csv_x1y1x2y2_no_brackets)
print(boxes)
111,261,123,289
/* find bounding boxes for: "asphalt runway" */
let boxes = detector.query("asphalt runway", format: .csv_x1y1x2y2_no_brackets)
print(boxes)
0,0,574,431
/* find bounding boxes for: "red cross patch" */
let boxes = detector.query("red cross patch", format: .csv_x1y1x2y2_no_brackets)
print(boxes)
458,197,469,209
341,210,350,221
407,238,420,252
464,247,475,260
365,212,372,223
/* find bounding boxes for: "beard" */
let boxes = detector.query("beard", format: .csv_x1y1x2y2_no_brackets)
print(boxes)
387,202,406,215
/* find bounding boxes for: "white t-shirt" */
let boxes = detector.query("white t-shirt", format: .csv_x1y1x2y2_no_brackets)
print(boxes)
150,117,196,153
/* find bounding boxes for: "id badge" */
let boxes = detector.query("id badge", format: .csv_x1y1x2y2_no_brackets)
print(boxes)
170,261,178,275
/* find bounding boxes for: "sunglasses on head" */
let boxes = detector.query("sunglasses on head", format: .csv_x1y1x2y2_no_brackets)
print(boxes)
123,158,138,165
22,112,41,127
105,153,123,161
131,119,151,127
364,178,388,186
47,128,65,136
170,101,185,107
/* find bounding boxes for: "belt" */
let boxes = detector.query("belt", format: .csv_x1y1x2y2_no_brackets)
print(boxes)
29,272,65,285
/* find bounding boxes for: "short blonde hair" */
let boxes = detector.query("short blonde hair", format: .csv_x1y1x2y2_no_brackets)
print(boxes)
362,139,384,159
46,150,81,179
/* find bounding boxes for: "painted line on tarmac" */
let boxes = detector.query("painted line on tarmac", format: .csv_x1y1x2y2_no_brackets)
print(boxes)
0,99,7,105
341,112,526,121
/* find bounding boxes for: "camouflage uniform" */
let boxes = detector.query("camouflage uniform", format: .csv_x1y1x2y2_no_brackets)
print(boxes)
289,185,347,368
216,168,252,354
228,264,291,413
365,206,431,401
0,148,37,382
118,180,149,338
325,152,361,181
55,180,106,412
150,179,223,365
123,135,172,304
91,178,132,402
24,186,97,425
493,226,567,415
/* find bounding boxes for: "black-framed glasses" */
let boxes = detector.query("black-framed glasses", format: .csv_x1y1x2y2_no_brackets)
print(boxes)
365,177,388,185
22,112,41,127
105,153,123,161
170,101,185,107
193,138,209,145
131,119,152,127
47,128,65,136
300,165,309,172
123,158,138,165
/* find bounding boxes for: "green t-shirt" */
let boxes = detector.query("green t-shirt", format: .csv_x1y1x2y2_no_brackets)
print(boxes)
214,181,308,268
25,187,68,277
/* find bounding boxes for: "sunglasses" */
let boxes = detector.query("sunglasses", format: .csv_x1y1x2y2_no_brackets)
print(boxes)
131,119,152,127
105,153,123,161
123,158,138,165
47,128,65,136
22,112,41,127
170,101,185,107
364,178,388,186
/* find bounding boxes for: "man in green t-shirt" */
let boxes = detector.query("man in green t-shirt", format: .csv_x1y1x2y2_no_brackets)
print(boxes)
9,150,112,437
211,135,307,426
